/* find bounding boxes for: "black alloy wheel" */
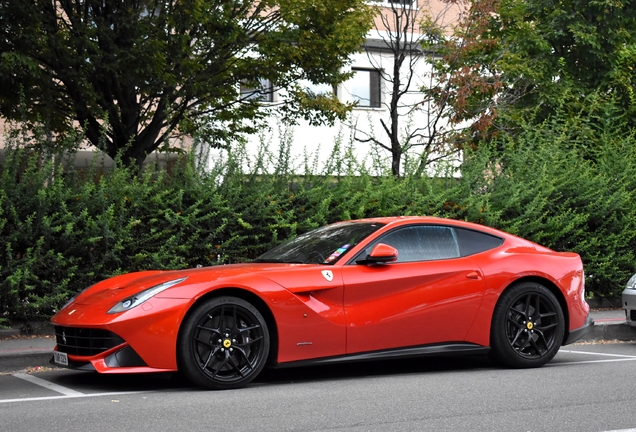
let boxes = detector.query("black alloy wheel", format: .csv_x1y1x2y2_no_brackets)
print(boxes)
490,282,565,368
178,296,270,390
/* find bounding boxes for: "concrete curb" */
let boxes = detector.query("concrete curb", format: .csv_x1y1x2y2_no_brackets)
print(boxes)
0,322,54,338
0,323,56,372
581,321,636,342
0,351,54,373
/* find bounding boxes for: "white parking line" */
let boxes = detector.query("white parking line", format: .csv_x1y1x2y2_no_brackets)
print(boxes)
553,358,636,365
0,373,152,404
559,350,636,358
14,373,84,396
602,429,636,432
0,391,150,404
551,349,636,366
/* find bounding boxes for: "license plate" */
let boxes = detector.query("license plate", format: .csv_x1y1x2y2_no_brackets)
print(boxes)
53,351,68,366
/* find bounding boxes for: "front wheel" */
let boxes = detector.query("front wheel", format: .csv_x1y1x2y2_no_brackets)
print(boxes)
178,296,270,389
490,282,565,368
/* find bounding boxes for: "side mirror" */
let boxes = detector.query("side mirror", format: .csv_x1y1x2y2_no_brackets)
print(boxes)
360,243,398,264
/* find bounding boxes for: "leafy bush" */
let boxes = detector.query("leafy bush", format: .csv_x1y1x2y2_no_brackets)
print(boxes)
1,107,635,326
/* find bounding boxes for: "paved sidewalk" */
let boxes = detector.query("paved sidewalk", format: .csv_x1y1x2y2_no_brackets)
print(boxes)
0,309,633,373
0,334,56,373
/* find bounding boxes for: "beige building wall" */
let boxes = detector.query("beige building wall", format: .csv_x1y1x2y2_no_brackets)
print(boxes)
372,0,463,33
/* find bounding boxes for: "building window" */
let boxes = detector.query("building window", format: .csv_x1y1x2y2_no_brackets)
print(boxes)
301,80,337,97
350,69,381,108
370,0,415,6
240,78,274,103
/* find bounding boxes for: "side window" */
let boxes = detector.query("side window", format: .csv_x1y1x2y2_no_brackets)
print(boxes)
454,228,504,256
366,226,460,262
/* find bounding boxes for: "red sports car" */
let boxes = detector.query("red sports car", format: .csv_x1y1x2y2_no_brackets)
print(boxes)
51,216,592,389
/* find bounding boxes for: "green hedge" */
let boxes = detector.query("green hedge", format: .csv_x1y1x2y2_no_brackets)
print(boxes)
1,115,635,326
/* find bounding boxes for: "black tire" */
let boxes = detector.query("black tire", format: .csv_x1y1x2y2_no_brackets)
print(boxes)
490,282,565,368
178,296,270,390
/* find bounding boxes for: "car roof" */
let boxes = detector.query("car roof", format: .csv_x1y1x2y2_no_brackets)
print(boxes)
340,216,509,238
343,216,479,227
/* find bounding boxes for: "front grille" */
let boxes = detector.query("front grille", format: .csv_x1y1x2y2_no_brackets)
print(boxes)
54,326,125,357
630,310,636,321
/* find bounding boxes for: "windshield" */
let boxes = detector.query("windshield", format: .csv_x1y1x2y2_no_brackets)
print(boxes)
254,222,384,265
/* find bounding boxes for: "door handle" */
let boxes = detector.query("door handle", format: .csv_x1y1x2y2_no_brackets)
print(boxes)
466,271,481,280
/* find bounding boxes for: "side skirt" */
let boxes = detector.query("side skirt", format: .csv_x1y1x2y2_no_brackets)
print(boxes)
273,343,490,369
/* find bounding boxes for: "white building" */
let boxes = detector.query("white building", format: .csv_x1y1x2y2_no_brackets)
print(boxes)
232,0,464,176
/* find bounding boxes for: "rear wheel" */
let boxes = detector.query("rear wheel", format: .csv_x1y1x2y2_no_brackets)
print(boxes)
178,296,270,389
490,282,564,368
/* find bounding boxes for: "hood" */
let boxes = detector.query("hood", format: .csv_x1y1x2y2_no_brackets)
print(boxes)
72,263,309,305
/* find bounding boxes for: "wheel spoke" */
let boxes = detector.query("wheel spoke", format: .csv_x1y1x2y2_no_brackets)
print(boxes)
518,331,533,349
219,305,228,333
232,346,256,370
201,346,221,369
231,305,239,334
193,336,215,350
210,351,231,379
238,324,261,333
196,324,221,336
533,294,541,317
535,322,557,332
534,329,549,350
509,329,524,347
227,355,247,378
236,335,263,347
523,294,533,316
538,311,557,320
512,304,527,320
506,315,524,329
528,337,543,357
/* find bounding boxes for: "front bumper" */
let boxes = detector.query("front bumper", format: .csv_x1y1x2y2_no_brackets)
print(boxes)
50,296,192,371
622,288,636,327
50,325,174,373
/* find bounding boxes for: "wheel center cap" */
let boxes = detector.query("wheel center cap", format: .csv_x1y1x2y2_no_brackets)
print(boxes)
527,322,534,330
223,339,232,348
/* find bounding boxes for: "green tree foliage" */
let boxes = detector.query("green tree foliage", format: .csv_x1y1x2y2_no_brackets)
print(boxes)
432,0,636,136
0,0,374,169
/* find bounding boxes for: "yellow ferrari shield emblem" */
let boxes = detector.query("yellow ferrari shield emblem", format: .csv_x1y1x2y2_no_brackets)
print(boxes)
223,339,232,348
527,322,534,330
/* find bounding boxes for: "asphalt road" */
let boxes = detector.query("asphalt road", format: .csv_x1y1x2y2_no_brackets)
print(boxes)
1,342,635,432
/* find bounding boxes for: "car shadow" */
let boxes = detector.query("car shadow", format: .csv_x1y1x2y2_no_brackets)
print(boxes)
42,354,496,392
255,354,496,385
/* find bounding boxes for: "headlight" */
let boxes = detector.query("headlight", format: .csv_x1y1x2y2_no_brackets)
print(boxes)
627,274,636,290
107,277,187,314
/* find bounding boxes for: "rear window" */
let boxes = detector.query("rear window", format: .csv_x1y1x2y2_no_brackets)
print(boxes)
454,227,503,256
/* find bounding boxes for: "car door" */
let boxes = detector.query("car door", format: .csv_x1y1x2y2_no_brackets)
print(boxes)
342,225,486,354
